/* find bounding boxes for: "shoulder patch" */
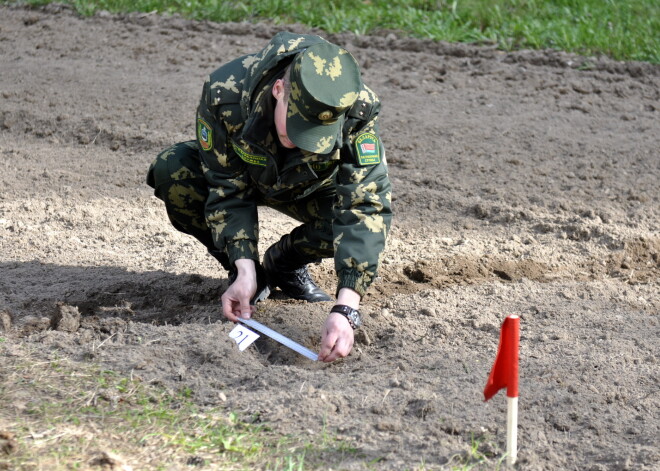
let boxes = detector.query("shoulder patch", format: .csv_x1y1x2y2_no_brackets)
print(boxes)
197,118,213,151
355,133,381,166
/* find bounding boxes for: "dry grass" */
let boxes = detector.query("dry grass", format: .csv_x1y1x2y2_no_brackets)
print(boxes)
0,341,314,470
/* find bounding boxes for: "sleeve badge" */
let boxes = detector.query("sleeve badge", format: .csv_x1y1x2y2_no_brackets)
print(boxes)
197,118,213,151
354,133,381,166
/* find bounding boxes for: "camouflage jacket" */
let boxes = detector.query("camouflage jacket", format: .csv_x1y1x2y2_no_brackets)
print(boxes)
195,32,392,297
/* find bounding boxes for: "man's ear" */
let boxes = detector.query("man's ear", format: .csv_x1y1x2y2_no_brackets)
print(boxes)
272,79,284,100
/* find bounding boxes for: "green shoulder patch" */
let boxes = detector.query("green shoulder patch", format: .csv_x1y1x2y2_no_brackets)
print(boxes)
197,118,213,151
355,133,381,166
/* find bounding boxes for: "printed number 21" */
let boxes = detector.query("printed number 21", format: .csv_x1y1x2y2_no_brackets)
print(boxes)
230,327,249,346
229,325,259,352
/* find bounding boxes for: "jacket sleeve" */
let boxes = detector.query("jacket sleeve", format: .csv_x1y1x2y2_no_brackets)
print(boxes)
196,77,259,265
333,113,392,297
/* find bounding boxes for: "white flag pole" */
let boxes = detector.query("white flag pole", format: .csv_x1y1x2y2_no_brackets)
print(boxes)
506,396,518,466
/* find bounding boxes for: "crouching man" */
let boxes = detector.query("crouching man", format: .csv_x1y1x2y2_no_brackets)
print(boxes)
147,32,392,362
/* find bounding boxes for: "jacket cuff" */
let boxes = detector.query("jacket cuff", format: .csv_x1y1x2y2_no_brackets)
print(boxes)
226,239,259,267
336,269,371,298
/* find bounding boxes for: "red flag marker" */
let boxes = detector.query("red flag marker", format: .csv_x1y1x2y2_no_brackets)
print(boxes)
484,315,519,400
484,315,520,466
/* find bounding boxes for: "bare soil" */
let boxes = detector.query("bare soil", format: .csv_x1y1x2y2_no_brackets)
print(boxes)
1,4,659,470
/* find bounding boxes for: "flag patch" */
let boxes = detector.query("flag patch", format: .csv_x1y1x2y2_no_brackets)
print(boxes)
360,142,376,153
355,133,380,166
197,118,213,151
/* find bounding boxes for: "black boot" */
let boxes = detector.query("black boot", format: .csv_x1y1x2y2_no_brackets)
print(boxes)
209,248,270,304
263,235,332,302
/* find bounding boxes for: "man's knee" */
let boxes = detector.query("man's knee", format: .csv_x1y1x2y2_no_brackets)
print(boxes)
147,141,212,245
147,140,201,192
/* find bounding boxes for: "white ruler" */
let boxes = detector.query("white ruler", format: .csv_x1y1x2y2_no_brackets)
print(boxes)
239,318,319,362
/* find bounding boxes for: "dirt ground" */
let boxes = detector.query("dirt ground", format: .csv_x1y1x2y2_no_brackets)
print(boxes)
1,4,659,470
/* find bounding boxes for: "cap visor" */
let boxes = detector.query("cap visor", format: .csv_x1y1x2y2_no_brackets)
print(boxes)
286,111,341,154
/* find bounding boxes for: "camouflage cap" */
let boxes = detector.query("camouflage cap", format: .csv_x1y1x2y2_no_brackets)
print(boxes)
286,42,362,154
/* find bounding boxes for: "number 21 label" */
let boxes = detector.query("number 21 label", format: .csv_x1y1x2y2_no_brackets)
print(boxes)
229,324,260,352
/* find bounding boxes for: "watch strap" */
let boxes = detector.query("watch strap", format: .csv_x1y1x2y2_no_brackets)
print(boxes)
330,304,360,329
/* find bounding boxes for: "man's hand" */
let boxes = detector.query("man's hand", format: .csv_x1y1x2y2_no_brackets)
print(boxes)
318,287,360,362
221,259,257,322
319,312,354,362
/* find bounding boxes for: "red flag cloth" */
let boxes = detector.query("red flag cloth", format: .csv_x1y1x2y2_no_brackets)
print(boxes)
484,315,519,401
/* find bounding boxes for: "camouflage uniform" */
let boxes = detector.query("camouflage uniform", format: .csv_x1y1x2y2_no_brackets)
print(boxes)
147,32,392,297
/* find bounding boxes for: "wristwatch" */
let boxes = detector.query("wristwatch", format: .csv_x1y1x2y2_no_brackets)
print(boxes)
330,304,362,329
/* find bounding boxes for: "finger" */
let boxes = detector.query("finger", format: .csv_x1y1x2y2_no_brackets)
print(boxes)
335,336,352,358
319,329,337,361
323,347,342,363
327,334,354,362
239,298,252,319
324,342,343,362
221,294,239,322
321,336,349,362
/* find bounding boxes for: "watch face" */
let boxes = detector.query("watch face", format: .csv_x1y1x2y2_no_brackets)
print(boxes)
331,305,362,329
349,311,362,328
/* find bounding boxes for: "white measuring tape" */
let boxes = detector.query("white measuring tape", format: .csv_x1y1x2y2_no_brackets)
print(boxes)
229,318,319,362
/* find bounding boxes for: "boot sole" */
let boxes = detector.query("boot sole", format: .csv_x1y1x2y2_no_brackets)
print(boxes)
250,285,271,305
266,283,332,302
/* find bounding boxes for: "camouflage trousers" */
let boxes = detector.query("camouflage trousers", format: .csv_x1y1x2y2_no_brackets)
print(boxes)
147,141,336,266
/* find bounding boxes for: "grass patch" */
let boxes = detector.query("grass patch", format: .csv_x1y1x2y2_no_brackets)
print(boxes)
444,432,505,471
0,344,360,470
4,0,659,62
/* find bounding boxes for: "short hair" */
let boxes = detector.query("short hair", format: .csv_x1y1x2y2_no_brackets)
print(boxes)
282,62,293,104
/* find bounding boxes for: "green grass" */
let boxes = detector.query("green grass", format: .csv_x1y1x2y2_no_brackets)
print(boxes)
5,0,659,63
0,345,501,470
0,348,362,470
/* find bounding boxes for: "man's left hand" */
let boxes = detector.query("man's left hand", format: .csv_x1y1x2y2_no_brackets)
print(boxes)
319,312,354,362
